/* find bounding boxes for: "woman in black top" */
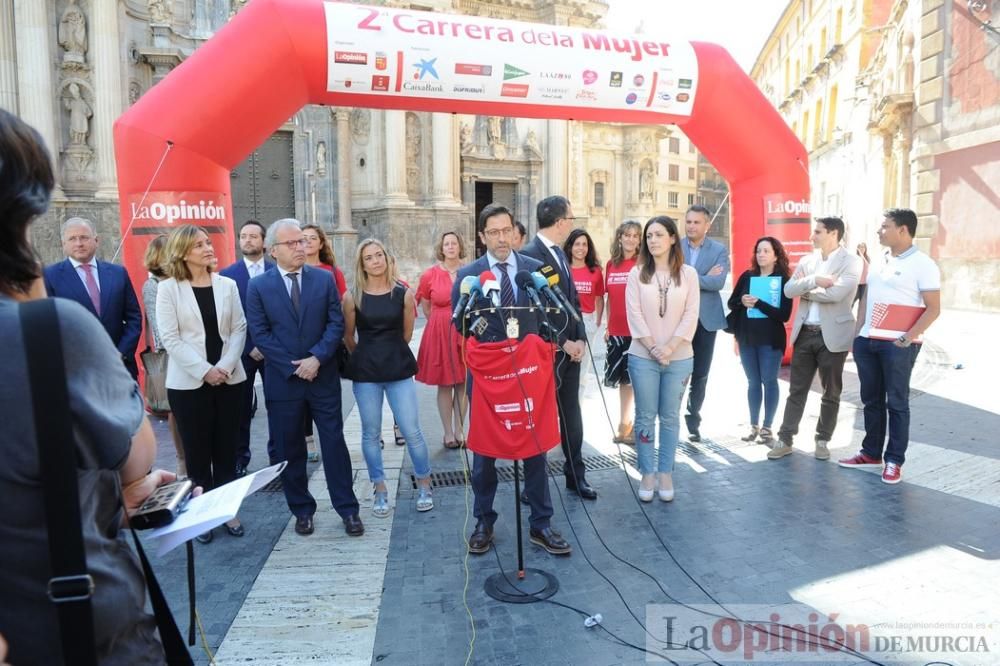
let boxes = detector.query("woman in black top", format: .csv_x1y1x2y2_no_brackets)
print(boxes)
343,239,433,517
727,236,793,445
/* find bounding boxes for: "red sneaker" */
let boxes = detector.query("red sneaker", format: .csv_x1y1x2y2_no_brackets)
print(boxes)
881,462,902,484
837,453,883,469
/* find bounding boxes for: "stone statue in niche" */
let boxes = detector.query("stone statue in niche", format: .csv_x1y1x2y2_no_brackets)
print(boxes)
459,122,472,152
524,129,540,155
639,164,654,201
350,108,370,144
900,31,915,94
487,116,503,146
64,83,92,146
148,0,171,23
58,0,88,65
316,141,327,176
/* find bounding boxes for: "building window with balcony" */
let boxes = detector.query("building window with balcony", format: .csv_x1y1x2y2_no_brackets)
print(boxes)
688,193,695,206
668,192,679,208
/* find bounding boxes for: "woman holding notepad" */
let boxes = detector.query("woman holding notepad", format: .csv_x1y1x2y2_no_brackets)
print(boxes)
727,237,793,445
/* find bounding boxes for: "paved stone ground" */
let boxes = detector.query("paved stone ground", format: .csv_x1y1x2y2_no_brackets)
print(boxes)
144,308,1000,664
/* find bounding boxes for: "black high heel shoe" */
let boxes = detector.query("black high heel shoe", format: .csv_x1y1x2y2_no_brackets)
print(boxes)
225,523,245,537
195,528,214,544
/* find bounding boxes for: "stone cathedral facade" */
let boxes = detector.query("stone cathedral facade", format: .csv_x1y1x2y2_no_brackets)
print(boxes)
4,0,700,283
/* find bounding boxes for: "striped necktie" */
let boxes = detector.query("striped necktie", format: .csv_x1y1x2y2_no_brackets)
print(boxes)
495,262,515,307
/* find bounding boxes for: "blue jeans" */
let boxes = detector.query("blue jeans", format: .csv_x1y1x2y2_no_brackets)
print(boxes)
853,336,919,465
738,344,784,428
353,378,431,483
631,355,694,474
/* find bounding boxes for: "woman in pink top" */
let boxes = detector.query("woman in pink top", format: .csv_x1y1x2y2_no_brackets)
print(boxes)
604,221,642,444
625,216,700,502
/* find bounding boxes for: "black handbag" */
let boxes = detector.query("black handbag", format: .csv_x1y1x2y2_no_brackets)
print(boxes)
21,299,193,665
335,343,353,380
724,308,741,335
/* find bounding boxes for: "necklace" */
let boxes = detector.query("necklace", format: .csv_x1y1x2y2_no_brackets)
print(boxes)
656,272,670,318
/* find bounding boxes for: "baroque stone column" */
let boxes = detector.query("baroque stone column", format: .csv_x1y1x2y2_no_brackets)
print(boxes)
13,0,59,165
0,0,17,112
90,0,122,197
334,108,354,230
431,112,460,206
546,119,567,196
383,110,411,205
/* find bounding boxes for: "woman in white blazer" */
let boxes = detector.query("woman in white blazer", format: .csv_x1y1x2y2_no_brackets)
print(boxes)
156,224,247,542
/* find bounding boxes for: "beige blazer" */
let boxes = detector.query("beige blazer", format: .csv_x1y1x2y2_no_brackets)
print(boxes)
784,248,862,353
155,273,247,390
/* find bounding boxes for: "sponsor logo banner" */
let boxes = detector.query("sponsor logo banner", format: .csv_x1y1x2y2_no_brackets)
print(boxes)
324,3,699,115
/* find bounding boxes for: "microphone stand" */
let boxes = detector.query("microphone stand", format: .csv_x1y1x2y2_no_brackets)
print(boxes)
467,303,560,604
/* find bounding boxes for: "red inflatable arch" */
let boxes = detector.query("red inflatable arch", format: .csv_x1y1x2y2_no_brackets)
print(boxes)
114,0,810,314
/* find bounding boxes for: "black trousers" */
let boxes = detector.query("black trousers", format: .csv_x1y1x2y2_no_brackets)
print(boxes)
169,382,244,492
236,354,274,468
555,350,586,485
685,323,717,434
472,452,553,530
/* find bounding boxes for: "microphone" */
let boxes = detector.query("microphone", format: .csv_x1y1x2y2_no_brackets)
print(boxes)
479,270,501,309
514,270,546,311
537,265,582,323
462,275,485,318
452,275,479,322
530,271,564,314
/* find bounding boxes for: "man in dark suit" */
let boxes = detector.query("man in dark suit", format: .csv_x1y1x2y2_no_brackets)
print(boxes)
680,205,731,442
245,218,363,538
451,203,571,556
519,196,597,500
44,216,142,379
220,220,275,476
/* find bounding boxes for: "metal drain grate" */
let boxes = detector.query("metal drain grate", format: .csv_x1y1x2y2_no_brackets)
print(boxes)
408,440,733,489
259,477,283,492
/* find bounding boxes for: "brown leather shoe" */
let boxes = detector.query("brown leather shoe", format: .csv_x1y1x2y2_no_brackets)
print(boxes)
343,513,364,537
529,527,572,555
294,515,314,536
468,521,493,554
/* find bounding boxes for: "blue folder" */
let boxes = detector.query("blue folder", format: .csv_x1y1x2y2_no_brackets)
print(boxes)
747,276,782,319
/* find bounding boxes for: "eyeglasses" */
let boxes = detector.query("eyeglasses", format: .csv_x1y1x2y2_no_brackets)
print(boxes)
274,239,307,248
560,217,578,223
482,227,514,240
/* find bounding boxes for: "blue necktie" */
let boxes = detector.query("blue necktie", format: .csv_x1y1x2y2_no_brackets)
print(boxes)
496,262,515,307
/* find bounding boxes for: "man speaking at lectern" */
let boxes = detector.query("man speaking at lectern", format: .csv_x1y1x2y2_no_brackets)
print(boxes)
451,203,571,556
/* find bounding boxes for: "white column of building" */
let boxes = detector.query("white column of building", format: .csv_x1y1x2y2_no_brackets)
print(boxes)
431,112,459,205
383,110,410,204
0,1,18,112
13,0,58,164
90,0,123,197
335,108,354,230
546,119,567,196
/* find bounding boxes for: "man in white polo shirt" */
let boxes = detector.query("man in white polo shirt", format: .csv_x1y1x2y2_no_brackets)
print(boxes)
838,208,941,484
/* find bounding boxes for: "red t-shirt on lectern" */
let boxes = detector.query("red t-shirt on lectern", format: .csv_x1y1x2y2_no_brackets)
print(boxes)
464,334,560,460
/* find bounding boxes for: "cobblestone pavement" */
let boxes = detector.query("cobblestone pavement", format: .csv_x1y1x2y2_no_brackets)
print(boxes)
147,309,1000,665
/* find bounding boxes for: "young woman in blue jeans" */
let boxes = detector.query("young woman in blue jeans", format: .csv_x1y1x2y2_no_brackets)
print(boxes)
727,237,792,444
625,217,701,502
343,239,433,516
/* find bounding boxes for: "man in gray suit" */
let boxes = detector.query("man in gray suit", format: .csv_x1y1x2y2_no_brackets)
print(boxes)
680,205,730,442
769,217,862,461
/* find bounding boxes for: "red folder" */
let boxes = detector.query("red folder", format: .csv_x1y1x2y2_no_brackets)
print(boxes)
869,303,925,341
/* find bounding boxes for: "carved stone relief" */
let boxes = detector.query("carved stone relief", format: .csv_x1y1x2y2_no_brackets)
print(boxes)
351,108,370,144
316,141,327,177
148,0,171,23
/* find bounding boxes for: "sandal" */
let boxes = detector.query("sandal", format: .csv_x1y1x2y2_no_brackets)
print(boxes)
393,425,406,447
373,490,390,518
416,486,434,512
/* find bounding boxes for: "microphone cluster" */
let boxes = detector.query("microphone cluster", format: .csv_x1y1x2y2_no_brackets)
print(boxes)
452,266,580,323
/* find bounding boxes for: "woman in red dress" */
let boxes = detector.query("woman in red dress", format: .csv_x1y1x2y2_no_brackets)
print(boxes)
415,231,468,449
604,221,642,445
